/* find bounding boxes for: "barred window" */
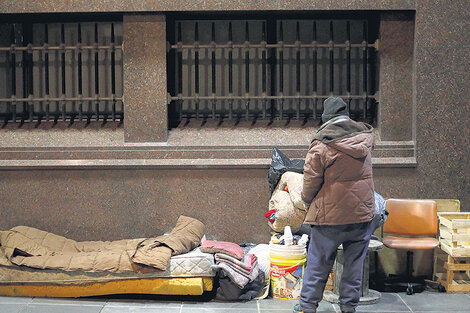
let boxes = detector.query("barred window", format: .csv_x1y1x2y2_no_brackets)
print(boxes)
0,17,123,125
167,16,379,126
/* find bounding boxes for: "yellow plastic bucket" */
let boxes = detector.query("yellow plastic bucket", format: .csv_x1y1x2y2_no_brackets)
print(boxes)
270,256,306,299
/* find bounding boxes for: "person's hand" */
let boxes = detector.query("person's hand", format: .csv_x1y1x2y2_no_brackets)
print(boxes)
301,199,311,210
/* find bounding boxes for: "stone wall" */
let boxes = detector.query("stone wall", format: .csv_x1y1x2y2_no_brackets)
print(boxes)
0,1,468,246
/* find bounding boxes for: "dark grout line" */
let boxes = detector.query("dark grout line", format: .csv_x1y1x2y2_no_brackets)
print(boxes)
332,303,341,313
98,298,108,313
396,293,414,313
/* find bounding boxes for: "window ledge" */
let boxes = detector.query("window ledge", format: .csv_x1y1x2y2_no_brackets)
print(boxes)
0,156,416,169
0,121,416,169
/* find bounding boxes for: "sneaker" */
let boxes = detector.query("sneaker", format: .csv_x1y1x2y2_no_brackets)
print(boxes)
293,303,318,313
293,303,304,313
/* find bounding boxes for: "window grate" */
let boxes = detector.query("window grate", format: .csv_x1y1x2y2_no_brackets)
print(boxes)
168,18,379,125
0,20,123,125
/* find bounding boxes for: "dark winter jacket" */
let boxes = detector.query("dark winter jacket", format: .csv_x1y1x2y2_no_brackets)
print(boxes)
302,117,375,225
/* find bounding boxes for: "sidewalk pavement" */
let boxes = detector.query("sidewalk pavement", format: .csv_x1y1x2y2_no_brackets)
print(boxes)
1,291,469,313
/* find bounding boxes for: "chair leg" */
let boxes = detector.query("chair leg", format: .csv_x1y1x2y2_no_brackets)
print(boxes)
380,250,426,294
406,251,413,278
406,251,414,295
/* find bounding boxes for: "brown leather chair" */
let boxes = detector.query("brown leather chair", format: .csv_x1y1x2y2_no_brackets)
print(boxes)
381,199,439,294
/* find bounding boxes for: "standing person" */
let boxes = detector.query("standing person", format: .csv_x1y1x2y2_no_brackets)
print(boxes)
293,97,376,313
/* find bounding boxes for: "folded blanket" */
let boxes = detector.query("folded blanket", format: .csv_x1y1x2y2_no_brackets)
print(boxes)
215,253,257,274
200,240,244,260
212,253,259,289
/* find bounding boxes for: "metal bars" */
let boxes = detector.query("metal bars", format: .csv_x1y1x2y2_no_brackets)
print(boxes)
0,21,123,125
169,19,378,124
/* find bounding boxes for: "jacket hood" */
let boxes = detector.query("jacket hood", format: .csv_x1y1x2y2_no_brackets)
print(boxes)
328,132,374,158
313,118,374,159
321,97,349,123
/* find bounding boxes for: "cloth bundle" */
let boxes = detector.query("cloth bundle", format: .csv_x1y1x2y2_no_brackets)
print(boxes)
212,253,259,289
215,271,265,301
266,172,307,233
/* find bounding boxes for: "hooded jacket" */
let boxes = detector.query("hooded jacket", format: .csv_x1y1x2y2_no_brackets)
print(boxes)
302,117,375,225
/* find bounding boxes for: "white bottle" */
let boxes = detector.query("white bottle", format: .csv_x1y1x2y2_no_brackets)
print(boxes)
298,234,309,246
284,226,293,246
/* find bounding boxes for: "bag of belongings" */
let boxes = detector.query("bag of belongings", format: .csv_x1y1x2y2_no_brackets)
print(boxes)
268,148,304,194
265,172,307,233
266,148,387,233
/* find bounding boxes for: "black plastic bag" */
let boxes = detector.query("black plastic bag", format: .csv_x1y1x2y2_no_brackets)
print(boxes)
268,148,305,194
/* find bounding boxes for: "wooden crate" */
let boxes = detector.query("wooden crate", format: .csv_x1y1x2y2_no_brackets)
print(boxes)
432,200,461,281
325,271,335,291
433,199,461,212
433,248,448,281
438,212,470,257
436,254,470,293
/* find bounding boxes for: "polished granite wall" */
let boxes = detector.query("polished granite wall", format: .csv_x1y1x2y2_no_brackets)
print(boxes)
0,0,468,246
0,168,271,243
0,0,416,12
374,0,469,208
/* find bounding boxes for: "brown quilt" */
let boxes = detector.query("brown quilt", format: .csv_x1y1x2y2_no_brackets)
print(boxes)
0,216,204,273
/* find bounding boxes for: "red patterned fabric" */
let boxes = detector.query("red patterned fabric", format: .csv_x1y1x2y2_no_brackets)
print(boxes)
200,240,244,260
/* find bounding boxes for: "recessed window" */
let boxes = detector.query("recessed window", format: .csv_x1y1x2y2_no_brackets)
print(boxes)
167,14,379,127
0,17,123,125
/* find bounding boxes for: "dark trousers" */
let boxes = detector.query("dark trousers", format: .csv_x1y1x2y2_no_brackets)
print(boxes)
299,221,374,313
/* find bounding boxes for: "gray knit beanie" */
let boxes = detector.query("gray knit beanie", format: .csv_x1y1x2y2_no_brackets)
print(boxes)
321,97,349,123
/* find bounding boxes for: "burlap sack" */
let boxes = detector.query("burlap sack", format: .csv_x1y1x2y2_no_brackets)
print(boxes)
282,172,308,211
268,190,306,233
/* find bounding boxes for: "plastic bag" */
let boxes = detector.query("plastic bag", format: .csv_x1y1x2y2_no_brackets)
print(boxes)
247,244,270,299
268,148,305,194
372,191,388,229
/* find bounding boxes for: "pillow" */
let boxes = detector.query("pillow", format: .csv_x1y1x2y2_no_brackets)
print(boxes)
200,240,244,260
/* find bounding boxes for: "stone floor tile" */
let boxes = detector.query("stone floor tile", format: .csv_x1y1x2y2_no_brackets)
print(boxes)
0,296,33,304
182,309,258,313
258,298,334,311
349,292,412,312
398,291,470,311
20,304,103,313
31,297,107,306
101,307,181,313
259,305,337,312
0,303,28,313
182,300,258,309
2,292,470,313
106,299,182,308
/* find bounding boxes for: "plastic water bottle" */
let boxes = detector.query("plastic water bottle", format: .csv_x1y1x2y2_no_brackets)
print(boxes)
298,234,309,246
284,226,293,246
